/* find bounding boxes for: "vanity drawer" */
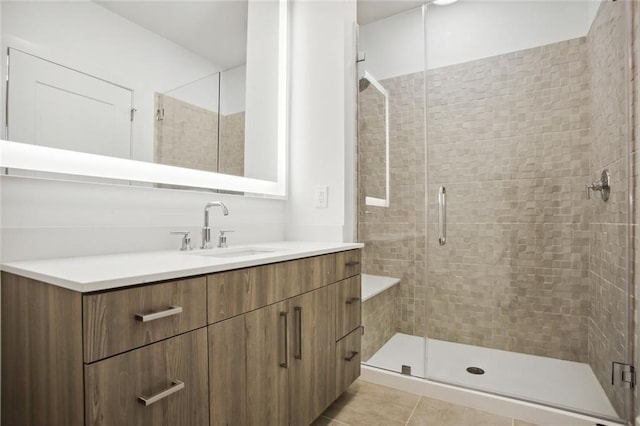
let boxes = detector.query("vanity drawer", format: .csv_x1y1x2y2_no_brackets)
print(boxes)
208,254,336,324
85,329,209,426
209,264,286,324
335,250,361,281
275,253,336,298
335,276,361,340
335,327,361,398
83,277,207,362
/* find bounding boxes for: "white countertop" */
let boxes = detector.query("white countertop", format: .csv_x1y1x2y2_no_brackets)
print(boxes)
1,241,363,293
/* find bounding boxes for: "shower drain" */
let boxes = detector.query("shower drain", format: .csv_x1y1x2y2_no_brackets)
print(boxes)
466,366,485,375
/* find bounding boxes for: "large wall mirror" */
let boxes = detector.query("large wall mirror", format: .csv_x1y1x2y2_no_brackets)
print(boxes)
0,0,288,197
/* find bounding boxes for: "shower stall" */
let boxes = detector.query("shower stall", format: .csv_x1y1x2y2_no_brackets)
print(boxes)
356,0,636,423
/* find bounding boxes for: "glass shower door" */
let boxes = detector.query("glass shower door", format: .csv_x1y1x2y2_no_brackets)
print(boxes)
422,0,634,422
357,6,428,379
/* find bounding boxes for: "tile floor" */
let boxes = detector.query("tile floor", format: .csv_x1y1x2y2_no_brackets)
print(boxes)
313,380,539,426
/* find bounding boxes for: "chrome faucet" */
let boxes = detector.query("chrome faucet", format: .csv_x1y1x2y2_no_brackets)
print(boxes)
201,201,229,249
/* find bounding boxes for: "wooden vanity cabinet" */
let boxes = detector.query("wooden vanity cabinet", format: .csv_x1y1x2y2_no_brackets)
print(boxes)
211,251,362,426
1,249,362,426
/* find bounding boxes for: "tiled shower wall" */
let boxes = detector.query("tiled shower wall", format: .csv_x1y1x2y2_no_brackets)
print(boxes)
218,112,246,177
586,0,631,415
360,6,634,414
425,37,592,362
154,94,246,176
633,0,640,417
155,93,219,172
360,37,593,357
358,73,427,337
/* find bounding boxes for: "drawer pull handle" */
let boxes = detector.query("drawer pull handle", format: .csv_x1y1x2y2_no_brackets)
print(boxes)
135,306,183,323
344,351,359,362
345,261,360,267
345,297,360,305
138,380,184,406
279,312,289,368
294,306,303,360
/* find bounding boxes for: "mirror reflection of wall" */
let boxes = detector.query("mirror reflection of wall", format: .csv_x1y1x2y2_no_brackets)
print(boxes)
219,66,247,177
1,0,281,184
155,73,221,173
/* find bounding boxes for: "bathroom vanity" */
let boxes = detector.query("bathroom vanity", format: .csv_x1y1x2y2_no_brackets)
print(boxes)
0,243,362,426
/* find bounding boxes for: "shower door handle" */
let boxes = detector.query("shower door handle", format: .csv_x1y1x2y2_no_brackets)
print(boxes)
438,186,446,246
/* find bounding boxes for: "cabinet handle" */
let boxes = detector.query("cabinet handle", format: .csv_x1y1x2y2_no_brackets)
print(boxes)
138,380,184,406
135,306,183,323
345,261,360,267
345,297,360,305
344,351,359,362
279,312,289,368
294,306,302,360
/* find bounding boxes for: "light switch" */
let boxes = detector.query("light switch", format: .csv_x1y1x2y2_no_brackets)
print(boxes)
315,185,328,208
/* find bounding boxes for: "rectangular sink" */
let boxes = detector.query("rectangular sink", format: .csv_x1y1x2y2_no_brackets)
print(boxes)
192,248,277,258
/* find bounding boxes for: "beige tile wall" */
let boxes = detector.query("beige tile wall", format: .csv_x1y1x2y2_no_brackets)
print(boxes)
154,93,219,172
586,0,632,417
219,111,246,177
154,94,246,177
358,71,426,337
633,0,639,418
424,37,592,362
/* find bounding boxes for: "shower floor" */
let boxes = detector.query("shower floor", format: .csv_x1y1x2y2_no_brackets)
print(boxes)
364,333,618,419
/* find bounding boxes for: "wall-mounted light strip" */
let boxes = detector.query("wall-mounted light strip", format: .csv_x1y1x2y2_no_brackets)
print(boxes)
0,0,289,199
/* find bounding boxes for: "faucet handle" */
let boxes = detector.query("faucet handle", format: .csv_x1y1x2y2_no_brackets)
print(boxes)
170,231,193,251
218,230,234,248
585,169,611,202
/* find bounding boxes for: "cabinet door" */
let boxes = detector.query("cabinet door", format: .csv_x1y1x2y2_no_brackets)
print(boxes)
288,286,336,426
209,316,246,426
246,300,289,426
85,329,209,426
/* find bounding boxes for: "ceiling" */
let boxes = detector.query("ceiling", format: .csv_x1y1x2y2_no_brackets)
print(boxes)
97,0,427,67
97,1,248,70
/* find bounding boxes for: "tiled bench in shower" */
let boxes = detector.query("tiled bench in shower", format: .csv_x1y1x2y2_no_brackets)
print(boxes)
361,273,401,362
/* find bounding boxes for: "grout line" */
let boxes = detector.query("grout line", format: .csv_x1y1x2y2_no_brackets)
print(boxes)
404,395,422,426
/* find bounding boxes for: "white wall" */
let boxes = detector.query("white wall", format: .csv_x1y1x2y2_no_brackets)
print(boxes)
0,176,286,262
1,1,223,163
285,0,357,242
360,0,601,80
164,73,220,113
221,65,247,115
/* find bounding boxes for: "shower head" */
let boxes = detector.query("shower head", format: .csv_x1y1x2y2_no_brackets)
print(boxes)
359,76,371,92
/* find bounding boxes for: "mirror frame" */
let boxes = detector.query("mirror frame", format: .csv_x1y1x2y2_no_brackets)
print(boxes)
0,0,289,198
